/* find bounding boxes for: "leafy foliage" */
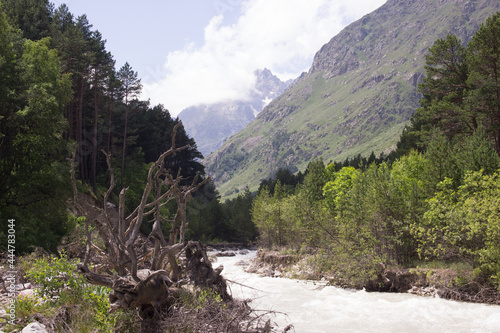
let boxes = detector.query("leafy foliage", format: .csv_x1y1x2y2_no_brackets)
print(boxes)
0,6,73,252
251,22,500,284
13,254,137,332
416,170,500,288
25,253,86,299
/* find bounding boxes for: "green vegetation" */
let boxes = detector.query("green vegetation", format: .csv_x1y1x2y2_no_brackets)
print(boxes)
0,2,258,328
252,140,500,289
4,253,137,332
0,3,72,253
1,2,500,331
5,251,256,333
400,12,500,157
0,0,259,256
187,185,258,243
251,13,500,292
0,0,211,254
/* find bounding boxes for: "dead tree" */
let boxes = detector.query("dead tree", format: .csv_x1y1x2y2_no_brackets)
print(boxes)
76,123,226,331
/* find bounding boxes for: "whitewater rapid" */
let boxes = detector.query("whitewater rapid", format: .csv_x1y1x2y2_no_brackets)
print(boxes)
215,250,500,333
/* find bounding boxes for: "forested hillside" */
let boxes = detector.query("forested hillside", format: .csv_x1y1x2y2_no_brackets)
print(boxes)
0,0,260,254
0,3,262,331
0,0,205,253
251,12,500,293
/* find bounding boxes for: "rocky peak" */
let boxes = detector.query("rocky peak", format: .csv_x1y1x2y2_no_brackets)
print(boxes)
252,68,291,109
179,68,290,156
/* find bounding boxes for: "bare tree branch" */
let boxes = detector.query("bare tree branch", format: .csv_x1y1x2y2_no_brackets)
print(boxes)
76,121,234,332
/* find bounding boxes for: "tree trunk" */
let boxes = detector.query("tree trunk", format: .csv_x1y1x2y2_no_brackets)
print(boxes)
77,75,84,180
121,98,128,190
107,91,114,155
92,81,98,193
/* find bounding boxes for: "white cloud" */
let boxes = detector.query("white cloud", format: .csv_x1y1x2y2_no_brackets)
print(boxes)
142,0,386,116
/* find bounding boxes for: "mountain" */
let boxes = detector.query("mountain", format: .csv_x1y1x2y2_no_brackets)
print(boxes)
178,69,290,157
204,0,500,198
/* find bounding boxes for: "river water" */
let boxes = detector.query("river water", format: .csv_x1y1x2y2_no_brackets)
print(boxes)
215,251,500,333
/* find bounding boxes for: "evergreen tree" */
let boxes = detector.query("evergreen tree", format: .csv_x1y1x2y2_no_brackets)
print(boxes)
228,187,257,242
135,104,174,163
87,31,114,192
0,5,73,252
132,105,205,183
2,0,53,41
466,12,500,153
117,62,142,189
397,12,500,155
423,129,458,191
162,119,205,183
300,158,327,203
417,34,470,141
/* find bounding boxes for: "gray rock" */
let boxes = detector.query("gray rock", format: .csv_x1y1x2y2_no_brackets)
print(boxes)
21,322,48,333
15,283,31,291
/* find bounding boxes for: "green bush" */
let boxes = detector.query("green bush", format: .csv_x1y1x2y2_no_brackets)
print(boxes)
25,253,86,299
416,170,500,289
14,254,138,332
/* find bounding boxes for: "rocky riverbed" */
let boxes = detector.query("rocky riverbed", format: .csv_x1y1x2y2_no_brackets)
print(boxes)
242,250,500,305
0,280,49,333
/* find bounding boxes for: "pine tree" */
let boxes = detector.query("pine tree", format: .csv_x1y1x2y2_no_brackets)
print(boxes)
117,62,142,189
466,12,500,154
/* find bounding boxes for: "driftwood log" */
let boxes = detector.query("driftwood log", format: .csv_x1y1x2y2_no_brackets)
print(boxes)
74,123,228,332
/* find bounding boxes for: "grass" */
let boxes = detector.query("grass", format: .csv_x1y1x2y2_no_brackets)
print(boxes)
414,259,473,273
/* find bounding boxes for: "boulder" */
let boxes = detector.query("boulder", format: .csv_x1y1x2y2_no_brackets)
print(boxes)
18,289,36,298
21,322,48,333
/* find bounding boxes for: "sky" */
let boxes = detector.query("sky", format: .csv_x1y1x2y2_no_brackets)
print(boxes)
59,0,387,116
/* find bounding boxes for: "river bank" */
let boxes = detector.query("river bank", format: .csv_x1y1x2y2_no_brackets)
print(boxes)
217,250,500,333
243,249,500,305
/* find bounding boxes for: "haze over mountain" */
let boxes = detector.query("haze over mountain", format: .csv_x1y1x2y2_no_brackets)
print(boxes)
204,0,500,198
178,69,291,156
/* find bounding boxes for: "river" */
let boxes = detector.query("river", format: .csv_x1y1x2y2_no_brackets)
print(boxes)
215,250,500,333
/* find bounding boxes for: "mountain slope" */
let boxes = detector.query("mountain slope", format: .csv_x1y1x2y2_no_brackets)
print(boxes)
178,69,290,156
204,0,500,198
